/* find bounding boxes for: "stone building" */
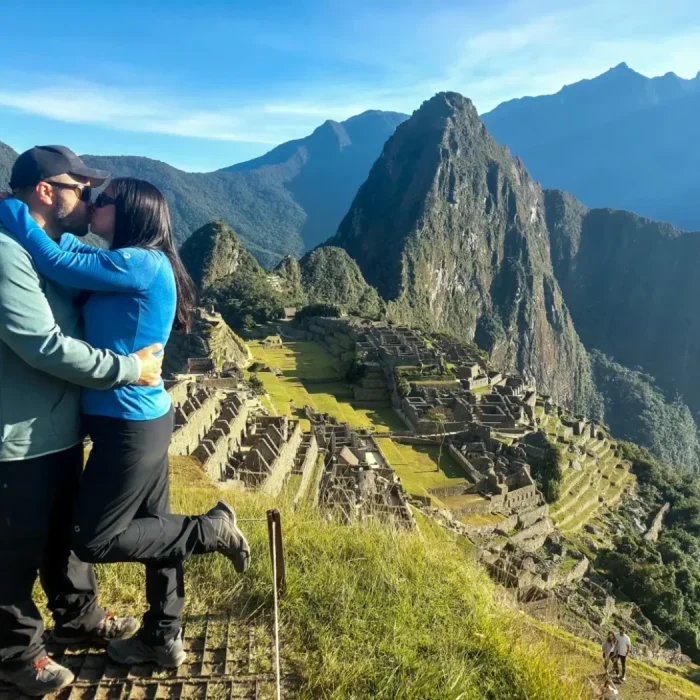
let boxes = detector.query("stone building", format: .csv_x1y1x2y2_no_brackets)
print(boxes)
306,407,415,528
229,415,303,496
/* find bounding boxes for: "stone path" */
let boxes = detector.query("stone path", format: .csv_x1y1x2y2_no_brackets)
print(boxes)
0,614,297,700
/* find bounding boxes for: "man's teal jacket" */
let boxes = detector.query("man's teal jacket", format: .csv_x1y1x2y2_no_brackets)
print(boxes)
0,220,139,462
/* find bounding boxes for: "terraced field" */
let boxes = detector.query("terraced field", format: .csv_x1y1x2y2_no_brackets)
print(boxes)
547,421,634,533
374,439,492,514
248,339,403,432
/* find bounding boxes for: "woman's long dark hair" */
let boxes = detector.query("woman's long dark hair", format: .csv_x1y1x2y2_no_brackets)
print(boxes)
108,177,195,332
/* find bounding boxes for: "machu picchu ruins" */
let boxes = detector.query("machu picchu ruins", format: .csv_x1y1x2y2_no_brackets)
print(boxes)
162,308,672,667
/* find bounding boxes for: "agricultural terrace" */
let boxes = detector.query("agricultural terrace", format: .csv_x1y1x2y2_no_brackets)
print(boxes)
540,413,635,534
249,339,489,514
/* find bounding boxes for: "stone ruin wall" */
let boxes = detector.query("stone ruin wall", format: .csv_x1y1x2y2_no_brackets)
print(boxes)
260,421,304,497
165,307,251,378
192,396,249,482
169,384,223,457
293,435,320,509
644,502,671,543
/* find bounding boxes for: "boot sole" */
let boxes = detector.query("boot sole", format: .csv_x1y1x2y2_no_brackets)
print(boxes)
216,502,251,573
0,672,75,696
106,645,187,669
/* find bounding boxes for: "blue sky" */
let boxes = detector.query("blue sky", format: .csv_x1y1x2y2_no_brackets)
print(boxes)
2,0,699,171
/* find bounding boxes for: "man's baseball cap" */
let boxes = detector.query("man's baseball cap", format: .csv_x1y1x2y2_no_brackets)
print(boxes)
9,145,110,190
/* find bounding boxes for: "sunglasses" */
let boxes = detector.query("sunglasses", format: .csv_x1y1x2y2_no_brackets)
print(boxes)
94,192,117,209
44,180,92,203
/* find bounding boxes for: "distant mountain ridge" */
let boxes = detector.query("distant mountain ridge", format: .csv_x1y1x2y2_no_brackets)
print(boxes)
482,63,700,230
545,189,700,421
221,110,408,250
0,109,407,267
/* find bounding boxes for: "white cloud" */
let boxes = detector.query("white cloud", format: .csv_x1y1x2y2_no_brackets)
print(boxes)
0,0,699,149
0,82,281,144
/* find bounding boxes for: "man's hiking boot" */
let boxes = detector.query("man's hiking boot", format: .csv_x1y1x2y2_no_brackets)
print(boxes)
107,630,186,668
0,656,74,696
53,612,140,645
205,501,251,573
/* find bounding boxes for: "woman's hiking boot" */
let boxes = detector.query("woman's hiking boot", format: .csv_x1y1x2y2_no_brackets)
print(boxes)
204,501,251,572
107,629,186,668
53,612,140,645
0,656,74,696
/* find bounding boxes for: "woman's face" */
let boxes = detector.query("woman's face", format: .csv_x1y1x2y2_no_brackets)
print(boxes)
90,186,117,245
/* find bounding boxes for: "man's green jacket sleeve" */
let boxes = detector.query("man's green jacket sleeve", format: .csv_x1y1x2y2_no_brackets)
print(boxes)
0,239,140,388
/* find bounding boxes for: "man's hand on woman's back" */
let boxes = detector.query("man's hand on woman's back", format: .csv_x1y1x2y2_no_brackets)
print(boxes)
133,343,164,386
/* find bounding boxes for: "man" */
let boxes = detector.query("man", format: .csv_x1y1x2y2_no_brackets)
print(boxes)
0,146,164,696
613,626,631,682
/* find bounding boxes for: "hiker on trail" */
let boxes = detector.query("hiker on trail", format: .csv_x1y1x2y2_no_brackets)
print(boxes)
0,158,251,687
0,146,164,696
613,627,631,682
602,631,616,672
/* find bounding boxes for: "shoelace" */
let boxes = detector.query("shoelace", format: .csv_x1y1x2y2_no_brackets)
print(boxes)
32,657,51,672
100,612,118,638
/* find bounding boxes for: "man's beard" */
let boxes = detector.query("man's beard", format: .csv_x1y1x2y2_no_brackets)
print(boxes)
55,196,90,237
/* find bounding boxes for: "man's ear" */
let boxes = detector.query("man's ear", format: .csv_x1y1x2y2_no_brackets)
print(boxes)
35,182,54,206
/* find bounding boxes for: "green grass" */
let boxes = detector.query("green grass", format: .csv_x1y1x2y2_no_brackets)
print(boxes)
248,340,403,432
470,384,491,396
377,440,474,508
459,512,505,527
89,459,588,699
59,457,692,700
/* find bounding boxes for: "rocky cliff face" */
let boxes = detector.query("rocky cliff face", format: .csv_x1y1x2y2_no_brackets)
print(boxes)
330,92,596,411
545,189,700,417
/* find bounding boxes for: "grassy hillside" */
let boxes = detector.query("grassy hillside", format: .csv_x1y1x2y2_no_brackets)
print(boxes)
88,457,580,699
74,456,700,699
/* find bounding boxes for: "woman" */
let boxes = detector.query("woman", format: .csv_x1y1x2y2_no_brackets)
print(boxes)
0,179,250,669
602,631,616,672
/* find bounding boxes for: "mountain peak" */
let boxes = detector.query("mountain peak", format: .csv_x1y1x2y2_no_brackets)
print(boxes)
330,90,595,410
180,220,257,291
423,91,477,115
406,92,483,139
309,119,351,148
609,61,631,73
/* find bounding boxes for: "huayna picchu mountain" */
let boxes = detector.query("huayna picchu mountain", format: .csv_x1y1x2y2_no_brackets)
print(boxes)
328,92,598,413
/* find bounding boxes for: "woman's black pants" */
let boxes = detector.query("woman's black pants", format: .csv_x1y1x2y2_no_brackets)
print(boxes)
74,409,217,644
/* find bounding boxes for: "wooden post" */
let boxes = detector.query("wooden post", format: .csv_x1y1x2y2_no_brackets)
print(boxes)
267,509,286,595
